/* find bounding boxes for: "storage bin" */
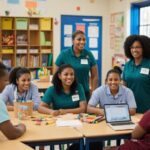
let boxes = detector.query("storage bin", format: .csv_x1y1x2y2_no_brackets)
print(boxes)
2,18,13,29
2,48,13,54
40,18,51,30
16,18,28,30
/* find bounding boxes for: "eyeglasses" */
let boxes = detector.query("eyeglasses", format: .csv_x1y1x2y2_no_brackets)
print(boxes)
130,46,142,49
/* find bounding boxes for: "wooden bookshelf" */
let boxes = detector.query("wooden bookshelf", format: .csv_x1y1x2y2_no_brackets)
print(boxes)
0,16,53,77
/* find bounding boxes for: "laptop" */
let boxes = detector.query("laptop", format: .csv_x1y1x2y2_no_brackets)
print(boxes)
104,104,136,131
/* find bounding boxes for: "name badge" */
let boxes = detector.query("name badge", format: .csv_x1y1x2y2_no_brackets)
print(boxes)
72,94,79,102
140,68,149,75
81,59,88,64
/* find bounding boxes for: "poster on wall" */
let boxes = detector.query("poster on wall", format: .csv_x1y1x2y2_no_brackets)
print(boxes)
110,12,124,52
112,54,128,71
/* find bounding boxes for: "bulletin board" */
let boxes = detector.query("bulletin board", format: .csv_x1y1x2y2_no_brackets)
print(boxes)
110,12,124,52
61,15,102,84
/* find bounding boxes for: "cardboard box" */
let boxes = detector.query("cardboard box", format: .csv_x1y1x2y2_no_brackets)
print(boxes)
14,101,33,119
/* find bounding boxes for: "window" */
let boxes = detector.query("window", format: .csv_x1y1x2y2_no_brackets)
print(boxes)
140,6,150,36
131,1,150,36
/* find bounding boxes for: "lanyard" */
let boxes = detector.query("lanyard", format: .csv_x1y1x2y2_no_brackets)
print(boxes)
14,87,28,102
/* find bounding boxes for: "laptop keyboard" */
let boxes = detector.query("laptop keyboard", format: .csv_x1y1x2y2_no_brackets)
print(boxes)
111,122,134,126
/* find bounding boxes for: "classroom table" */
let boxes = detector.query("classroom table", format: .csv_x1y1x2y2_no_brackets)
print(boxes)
0,112,143,150
76,114,143,150
0,112,84,150
0,141,34,150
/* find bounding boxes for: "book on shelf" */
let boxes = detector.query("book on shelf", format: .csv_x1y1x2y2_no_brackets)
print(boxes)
40,32,45,45
41,54,53,67
40,32,52,46
47,54,53,66
29,55,39,67
16,55,27,67
42,54,48,66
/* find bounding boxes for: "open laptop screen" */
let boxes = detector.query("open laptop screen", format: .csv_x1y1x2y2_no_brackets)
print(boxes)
104,104,131,123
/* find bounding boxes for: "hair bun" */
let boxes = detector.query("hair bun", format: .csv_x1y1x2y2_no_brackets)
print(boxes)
113,66,122,74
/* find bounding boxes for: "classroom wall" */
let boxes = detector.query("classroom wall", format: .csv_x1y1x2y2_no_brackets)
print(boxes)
107,0,142,81
0,0,142,83
0,0,110,83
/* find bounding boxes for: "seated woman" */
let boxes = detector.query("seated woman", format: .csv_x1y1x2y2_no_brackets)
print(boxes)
0,62,26,139
38,64,87,116
87,68,137,116
105,109,150,150
1,67,40,111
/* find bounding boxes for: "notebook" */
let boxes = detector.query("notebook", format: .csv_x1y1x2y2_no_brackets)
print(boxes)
104,104,136,131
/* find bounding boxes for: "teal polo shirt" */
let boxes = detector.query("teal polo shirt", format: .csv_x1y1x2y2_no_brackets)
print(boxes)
42,84,86,110
55,47,97,93
0,96,10,124
123,59,150,113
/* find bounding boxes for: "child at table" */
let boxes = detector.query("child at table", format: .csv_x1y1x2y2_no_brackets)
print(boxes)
105,109,150,150
87,67,137,116
38,64,87,115
1,67,41,111
0,62,26,139
38,64,102,150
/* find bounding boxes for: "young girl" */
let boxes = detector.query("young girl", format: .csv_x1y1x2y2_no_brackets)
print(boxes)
38,64,87,116
1,67,40,111
87,68,137,116
0,62,26,139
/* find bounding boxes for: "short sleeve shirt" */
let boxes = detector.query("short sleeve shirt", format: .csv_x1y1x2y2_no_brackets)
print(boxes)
42,84,86,110
88,85,137,109
1,83,40,110
55,47,96,92
123,59,150,113
0,97,10,124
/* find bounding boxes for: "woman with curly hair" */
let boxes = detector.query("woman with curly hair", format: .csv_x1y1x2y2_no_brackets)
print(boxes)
123,35,150,113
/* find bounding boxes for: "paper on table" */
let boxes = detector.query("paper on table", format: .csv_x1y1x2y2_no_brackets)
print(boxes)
56,119,82,127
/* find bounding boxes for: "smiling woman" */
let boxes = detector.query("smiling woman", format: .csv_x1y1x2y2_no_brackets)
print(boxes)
1,67,41,111
38,64,87,116
87,67,137,116
55,30,98,101
123,35,150,113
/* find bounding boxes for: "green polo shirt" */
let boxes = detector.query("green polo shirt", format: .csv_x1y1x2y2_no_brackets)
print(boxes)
42,84,86,110
55,47,97,93
123,59,150,113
